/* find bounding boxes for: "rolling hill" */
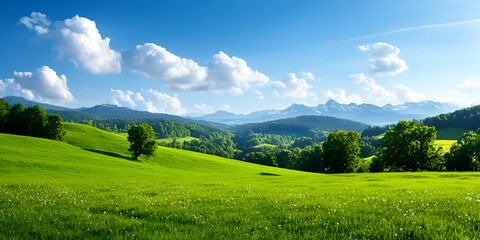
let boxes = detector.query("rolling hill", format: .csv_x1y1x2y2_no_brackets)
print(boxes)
1,123,480,238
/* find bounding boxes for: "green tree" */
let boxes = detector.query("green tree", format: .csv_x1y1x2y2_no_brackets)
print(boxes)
7,103,26,135
24,105,47,137
45,115,66,140
127,123,158,160
445,130,480,171
322,130,360,173
375,120,442,172
0,98,10,132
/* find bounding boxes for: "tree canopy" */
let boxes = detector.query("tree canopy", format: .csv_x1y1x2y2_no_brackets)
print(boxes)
127,123,158,160
445,130,480,171
0,99,65,141
322,130,360,173
374,121,442,172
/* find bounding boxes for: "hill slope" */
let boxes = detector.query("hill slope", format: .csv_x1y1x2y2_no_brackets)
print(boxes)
1,124,480,239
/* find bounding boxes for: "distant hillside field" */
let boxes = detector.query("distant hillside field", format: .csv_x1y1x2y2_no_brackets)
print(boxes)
157,136,198,144
0,124,479,239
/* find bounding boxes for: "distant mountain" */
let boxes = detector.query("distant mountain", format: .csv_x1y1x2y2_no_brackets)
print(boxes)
383,101,460,116
234,115,369,138
196,100,462,126
3,96,71,111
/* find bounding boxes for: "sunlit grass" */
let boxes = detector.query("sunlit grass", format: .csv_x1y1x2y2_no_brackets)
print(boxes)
1,124,479,239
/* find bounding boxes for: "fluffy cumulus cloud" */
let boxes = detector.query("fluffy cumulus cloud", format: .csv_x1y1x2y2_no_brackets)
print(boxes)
54,15,122,74
122,43,207,90
19,12,51,34
271,73,314,99
350,73,395,101
366,42,408,76
393,84,424,102
3,66,74,103
110,89,186,115
206,51,269,94
21,12,121,74
123,44,268,93
324,89,363,104
350,73,423,104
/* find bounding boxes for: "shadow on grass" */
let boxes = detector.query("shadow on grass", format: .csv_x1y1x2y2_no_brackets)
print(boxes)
260,172,281,176
85,149,139,162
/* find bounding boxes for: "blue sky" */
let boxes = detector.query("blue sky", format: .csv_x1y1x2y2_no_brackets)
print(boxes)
1,0,480,115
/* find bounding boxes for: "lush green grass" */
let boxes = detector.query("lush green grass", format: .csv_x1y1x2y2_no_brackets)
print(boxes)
436,127,469,140
1,124,480,239
156,136,198,144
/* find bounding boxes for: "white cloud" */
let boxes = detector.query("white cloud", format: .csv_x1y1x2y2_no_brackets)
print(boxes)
122,43,207,91
123,44,268,94
21,13,121,74
349,72,423,105
110,89,186,115
0,80,5,92
458,78,480,88
350,73,395,101
19,12,50,34
206,51,269,94
301,71,315,80
4,66,74,103
324,89,363,104
194,103,215,114
368,42,408,76
357,44,370,51
54,15,122,74
271,73,314,99
255,90,264,100
393,84,424,102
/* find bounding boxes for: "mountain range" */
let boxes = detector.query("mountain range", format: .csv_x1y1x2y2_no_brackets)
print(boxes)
2,96,462,126
194,99,462,125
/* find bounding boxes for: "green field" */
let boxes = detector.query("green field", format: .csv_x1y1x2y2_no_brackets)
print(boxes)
253,143,278,149
156,136,198,144
435,140,457,152
436,127,469,140
1,123,480,239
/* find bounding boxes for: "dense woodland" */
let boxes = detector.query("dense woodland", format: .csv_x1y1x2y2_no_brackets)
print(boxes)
422,105,480,130
0,99,65,140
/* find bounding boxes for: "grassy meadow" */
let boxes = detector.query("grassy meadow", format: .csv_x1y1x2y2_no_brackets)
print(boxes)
1,123,479,239
156,136,198,145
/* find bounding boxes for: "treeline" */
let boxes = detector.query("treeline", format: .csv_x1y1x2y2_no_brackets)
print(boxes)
84,119,231,139
241,130,371,173
234,115,368,138
422,105,480,130
0,99,65,140
242,120,480,173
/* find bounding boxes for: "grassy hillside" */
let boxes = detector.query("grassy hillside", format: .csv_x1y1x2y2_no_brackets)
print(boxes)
157,136,198,144
1,124,480,239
